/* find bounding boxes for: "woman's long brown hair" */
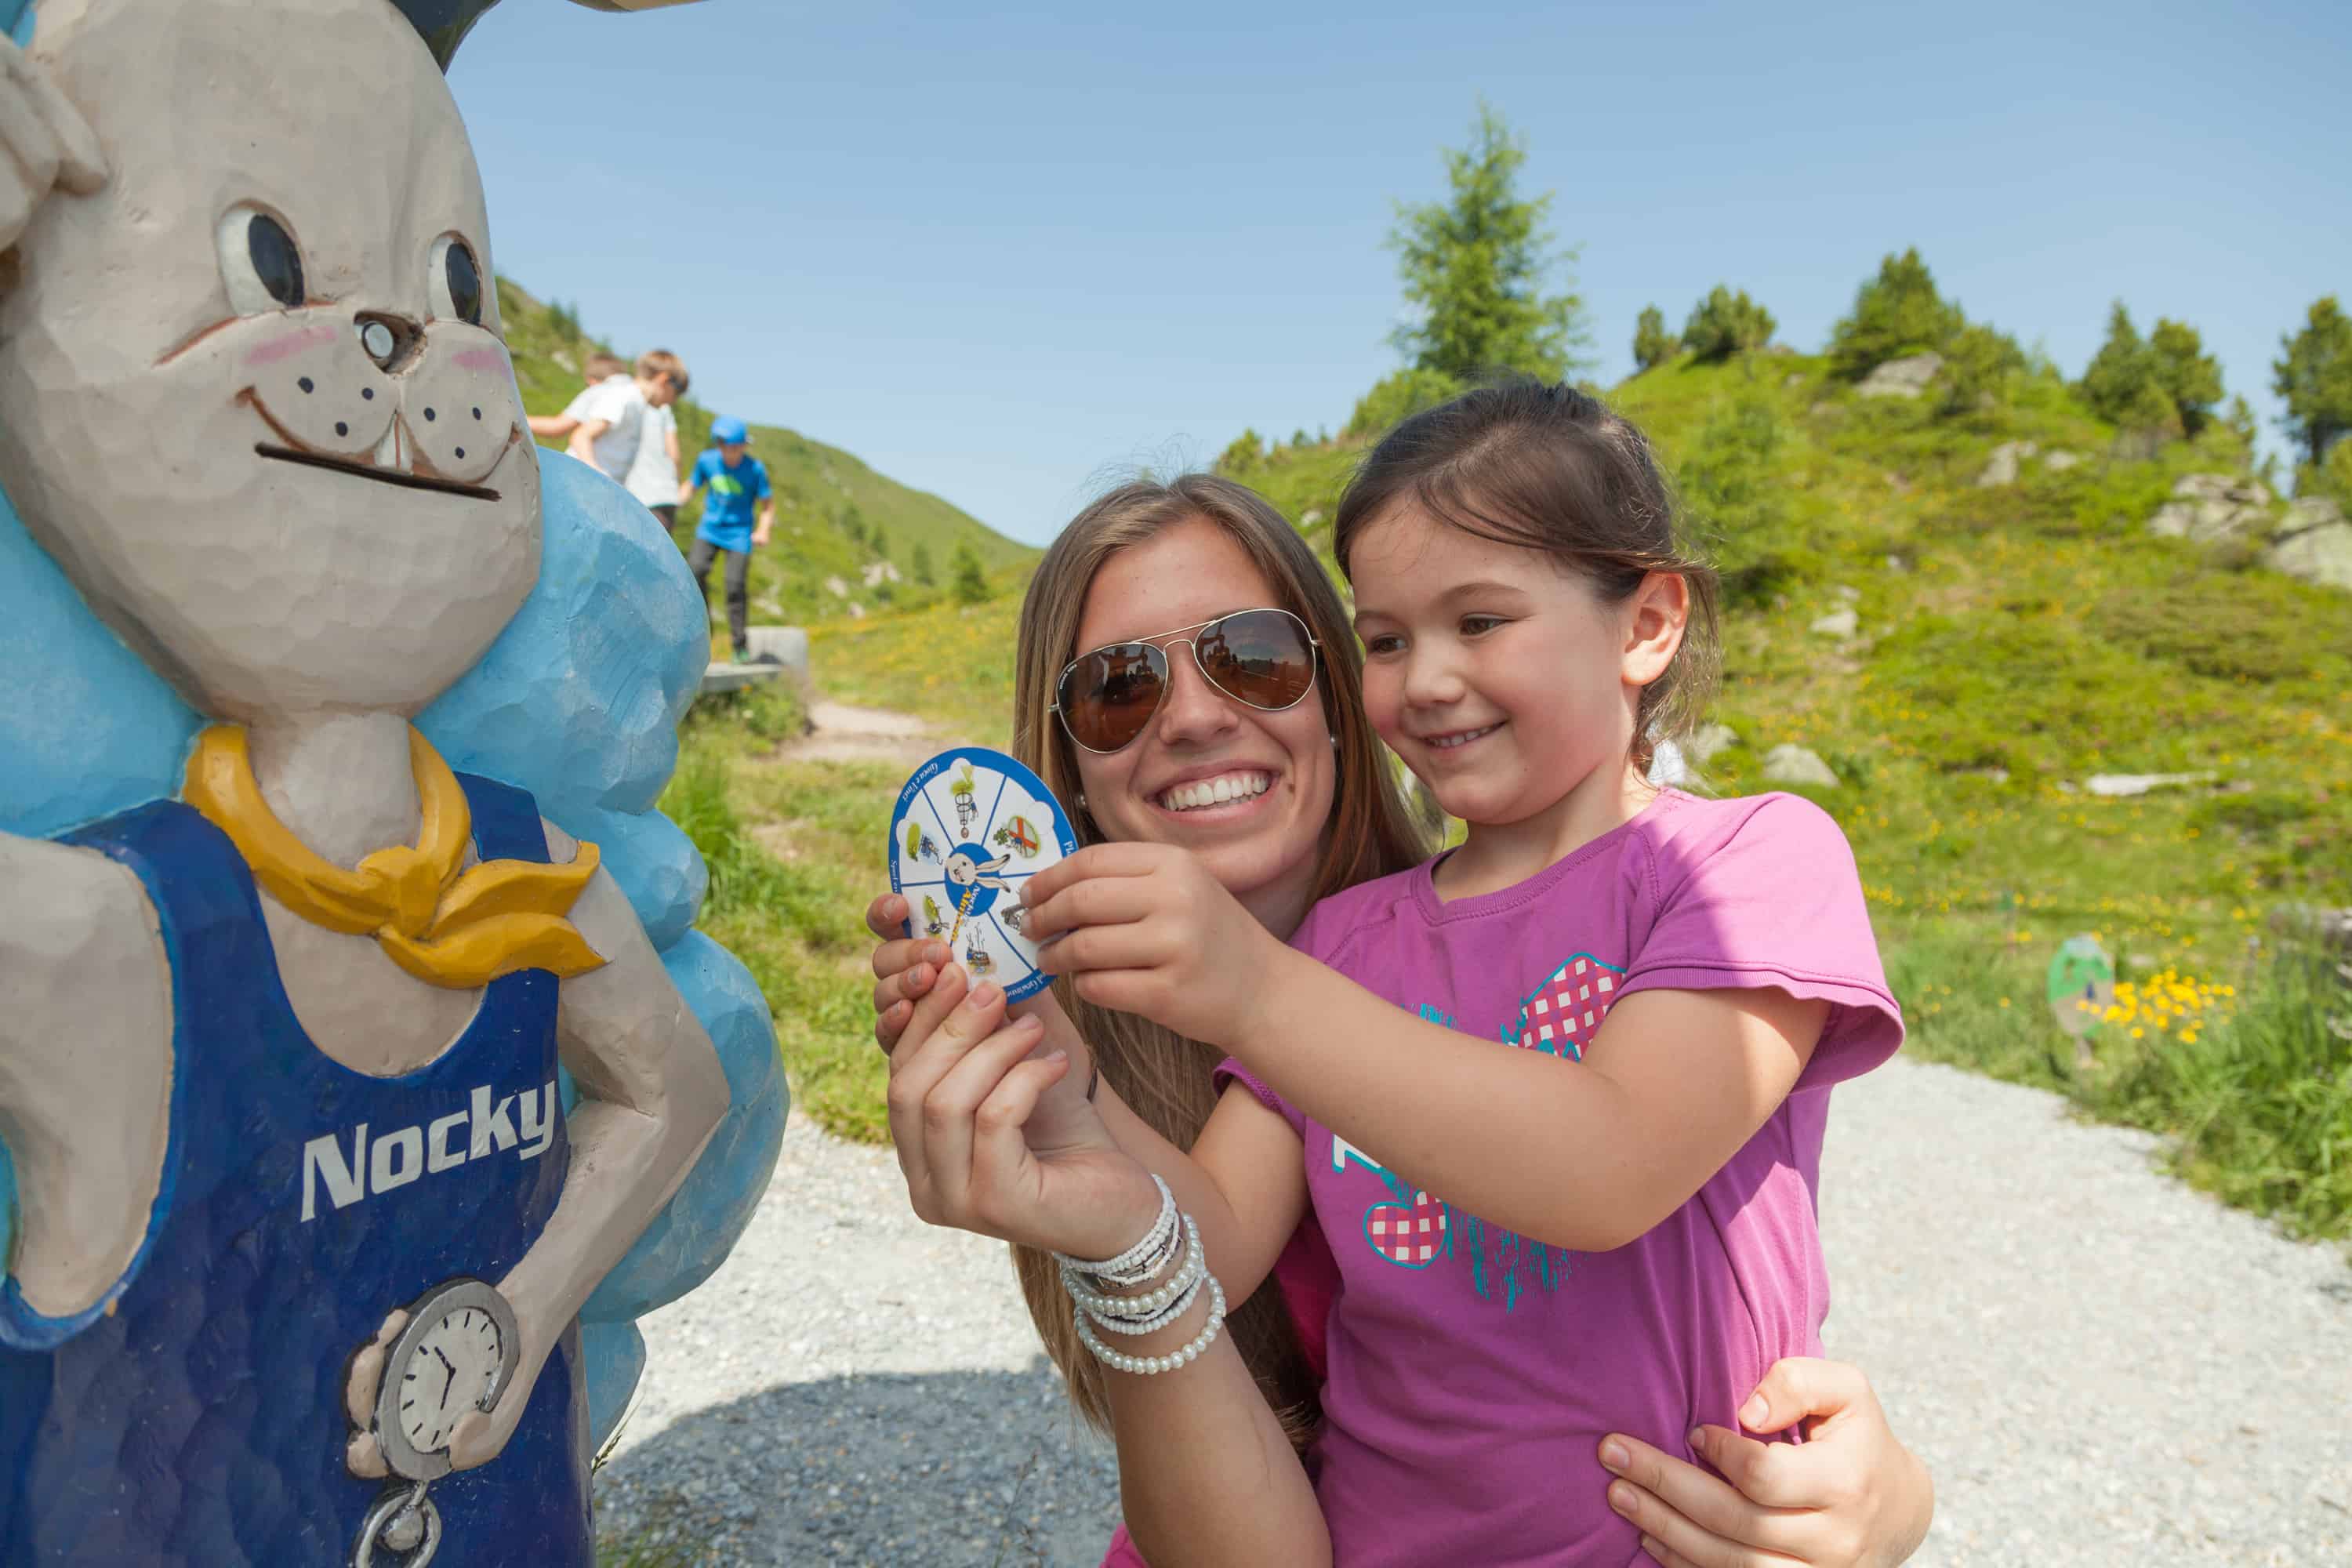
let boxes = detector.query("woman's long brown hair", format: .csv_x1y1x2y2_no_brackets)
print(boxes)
1008,473,1429,1450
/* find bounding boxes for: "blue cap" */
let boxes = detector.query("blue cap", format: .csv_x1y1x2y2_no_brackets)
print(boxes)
710,416,751,446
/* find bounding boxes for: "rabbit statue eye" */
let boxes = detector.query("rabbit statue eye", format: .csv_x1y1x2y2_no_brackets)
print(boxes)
216,205,307,314
430,234,485,325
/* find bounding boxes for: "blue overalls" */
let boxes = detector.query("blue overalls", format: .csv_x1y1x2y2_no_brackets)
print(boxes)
0,774,593,1566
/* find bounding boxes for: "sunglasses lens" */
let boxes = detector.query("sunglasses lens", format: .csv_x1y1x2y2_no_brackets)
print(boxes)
1061,644,1165,753
1196,610,1316,711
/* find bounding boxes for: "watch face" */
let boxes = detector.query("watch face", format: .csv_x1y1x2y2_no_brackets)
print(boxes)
398,1303,506,1455
373,1278,520,1480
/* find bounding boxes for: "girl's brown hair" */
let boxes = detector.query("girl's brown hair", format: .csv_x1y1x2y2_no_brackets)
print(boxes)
1009,473,1428,1450
1334,379,1722,777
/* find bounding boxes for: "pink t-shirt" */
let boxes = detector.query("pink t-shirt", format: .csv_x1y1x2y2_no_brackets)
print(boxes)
1214,787,1904,1567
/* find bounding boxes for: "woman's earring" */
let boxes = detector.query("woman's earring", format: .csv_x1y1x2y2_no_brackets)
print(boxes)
1328,734,1339,750
1076,793,1087,811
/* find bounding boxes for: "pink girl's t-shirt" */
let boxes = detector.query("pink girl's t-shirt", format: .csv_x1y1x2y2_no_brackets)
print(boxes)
1217,787,1904,1567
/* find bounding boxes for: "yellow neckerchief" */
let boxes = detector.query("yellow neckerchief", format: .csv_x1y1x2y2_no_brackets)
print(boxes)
183,724,608,989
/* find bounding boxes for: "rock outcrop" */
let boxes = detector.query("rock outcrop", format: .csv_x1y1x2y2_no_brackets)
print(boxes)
1856,354,1943,399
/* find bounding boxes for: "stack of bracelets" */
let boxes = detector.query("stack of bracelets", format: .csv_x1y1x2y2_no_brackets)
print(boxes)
1055,1174,1228,1375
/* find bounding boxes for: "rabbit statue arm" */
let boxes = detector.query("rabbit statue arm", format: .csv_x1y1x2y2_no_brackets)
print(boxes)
0,832,173,1324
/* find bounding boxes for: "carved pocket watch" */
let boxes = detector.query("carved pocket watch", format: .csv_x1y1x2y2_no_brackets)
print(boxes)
353,1278,520,1567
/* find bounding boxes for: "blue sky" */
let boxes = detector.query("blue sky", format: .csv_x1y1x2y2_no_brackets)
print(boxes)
452,0,2350,546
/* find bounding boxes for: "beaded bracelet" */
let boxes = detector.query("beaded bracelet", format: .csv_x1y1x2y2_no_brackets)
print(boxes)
1058,1174,1180,1289
1073,1275,1228,1377
1062,1218,1203,1323
1068,1225,1207,1338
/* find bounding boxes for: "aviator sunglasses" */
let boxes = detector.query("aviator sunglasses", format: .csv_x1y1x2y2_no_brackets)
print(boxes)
1051,607,1323,755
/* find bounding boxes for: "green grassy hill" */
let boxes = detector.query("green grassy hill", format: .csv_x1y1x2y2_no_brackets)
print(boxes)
744,349,2351,1240
498,278,1036,635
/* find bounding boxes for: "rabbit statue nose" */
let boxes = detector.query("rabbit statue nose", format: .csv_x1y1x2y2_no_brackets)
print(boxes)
355,311,422,372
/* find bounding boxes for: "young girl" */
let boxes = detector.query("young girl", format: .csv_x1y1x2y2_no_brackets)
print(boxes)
886,382,1904,1566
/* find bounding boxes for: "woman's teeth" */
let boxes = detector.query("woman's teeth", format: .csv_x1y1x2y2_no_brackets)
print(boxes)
1429,724,1500,750
1158,771,1272,812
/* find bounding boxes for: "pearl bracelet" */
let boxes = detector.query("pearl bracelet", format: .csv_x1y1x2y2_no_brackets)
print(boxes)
1080,1261,1206,1338
1061,1218,1202,1322
1073,1274,1228,1376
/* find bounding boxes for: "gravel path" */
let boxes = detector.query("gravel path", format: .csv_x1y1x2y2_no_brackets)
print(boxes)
594,1055,2352,1566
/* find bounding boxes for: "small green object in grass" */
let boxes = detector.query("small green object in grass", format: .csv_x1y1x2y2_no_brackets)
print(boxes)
2046,935,2116,1071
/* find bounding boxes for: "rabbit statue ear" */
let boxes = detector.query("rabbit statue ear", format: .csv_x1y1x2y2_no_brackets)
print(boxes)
393,0,703,71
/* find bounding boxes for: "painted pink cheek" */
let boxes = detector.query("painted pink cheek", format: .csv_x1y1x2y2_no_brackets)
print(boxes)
452,348,506,373
243,322,339,367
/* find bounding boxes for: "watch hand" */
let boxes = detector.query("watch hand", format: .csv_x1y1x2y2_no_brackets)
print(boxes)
434,1346,458,1407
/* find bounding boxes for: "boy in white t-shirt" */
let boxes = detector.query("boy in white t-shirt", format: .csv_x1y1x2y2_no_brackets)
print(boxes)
527,351,626,441
624,359,688,537
567,348,686,485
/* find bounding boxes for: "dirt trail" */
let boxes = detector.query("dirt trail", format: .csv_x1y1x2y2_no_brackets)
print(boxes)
771,699,937,767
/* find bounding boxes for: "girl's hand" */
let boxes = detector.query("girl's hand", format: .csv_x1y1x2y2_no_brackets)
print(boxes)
885,968,1161,1261
1598,1359,1933,1568
1018,843,1281,1047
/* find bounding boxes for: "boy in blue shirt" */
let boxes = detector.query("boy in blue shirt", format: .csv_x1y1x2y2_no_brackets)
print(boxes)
680,415,776,661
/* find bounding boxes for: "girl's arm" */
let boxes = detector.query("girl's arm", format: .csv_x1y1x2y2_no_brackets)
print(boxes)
1022,843,1826,1254
880,972,1327,1565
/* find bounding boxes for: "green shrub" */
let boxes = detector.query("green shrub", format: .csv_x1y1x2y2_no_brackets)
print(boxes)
1681,286,1775,361
1633,304,1678,372
911,541,935,586
1937,323,2025,418
1828,248,1965,379
1216,428,1267,474
1345,368,1465,439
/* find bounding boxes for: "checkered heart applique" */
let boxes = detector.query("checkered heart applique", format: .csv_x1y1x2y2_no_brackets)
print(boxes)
1363,1189,1448,1268
1510,953,1625,1061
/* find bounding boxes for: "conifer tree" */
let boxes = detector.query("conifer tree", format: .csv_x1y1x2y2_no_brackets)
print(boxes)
2148,318,2223,437
2079,303,2176,437
2273,296,2352,467
950,540,989,605
1828,249,1965,379
1681,287,1776,361
911,541,935,586
1632,305,1678,372
1388,102,1589,383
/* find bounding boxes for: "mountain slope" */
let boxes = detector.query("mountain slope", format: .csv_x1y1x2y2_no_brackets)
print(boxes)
498,278,1036,630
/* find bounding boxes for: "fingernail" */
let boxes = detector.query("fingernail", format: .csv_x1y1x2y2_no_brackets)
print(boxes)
1640,1537,1664,1563
909,964,932,988
927,942,950,964
1606,1481,1635,1517
1687,1427,1706,1451
1043,1046,1065,1062
1019,1014,1045,1032
1599,1437,1628,1472
971,982,1000,1007
1739,1392,1767,1426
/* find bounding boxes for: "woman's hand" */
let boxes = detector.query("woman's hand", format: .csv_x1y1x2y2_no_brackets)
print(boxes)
1597,1359,1933,1568
1018,842,1283,1047
884,963,1161,1261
